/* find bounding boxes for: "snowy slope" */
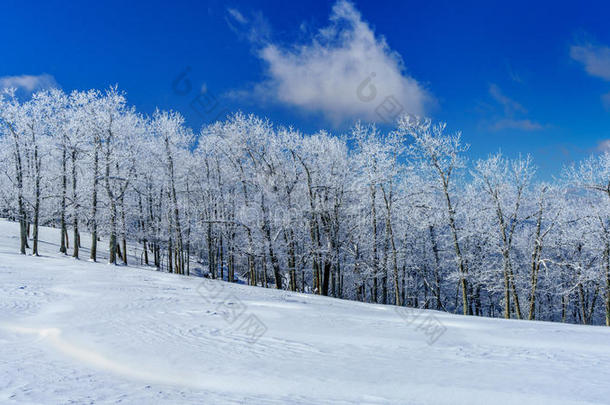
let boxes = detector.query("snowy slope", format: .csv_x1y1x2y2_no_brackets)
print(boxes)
0,220,609,405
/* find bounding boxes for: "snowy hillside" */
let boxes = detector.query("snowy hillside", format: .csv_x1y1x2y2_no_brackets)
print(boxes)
1,219,609,405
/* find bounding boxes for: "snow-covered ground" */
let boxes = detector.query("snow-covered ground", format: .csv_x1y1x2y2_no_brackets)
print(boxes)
0,220,609,405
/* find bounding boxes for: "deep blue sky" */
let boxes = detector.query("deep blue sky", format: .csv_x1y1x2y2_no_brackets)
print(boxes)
2,0,610,178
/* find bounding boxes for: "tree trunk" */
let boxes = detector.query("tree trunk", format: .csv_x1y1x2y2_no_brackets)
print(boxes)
165,135,183,275
370,183,378,303
71,148,79,259
104,144,117,264
441,179,470,315
120,194,127,265
528,209,543,320
30,126,41,256
60,141,67,254
288,230,297,292
11,123,27,255
90,137,100,262
381,185,400,306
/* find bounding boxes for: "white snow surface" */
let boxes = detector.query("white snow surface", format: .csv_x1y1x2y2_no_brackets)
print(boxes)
0,219,609,405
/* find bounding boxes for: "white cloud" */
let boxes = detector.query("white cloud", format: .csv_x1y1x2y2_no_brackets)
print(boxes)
235,0,431,125
570,43,610,81
0,74,58,94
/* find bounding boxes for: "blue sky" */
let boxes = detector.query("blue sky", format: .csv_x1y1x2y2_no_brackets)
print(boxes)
2,0,610,178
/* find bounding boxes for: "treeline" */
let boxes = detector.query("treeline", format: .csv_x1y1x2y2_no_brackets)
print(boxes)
1,87,609,326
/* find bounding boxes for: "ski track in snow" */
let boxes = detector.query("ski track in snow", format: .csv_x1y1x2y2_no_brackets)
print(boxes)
0,219,609,404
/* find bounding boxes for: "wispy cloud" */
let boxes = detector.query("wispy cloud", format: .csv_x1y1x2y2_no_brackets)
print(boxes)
596,139,610,153
487,83,545,132
489,83,527,116
601,91,610,111
226,0,432,125
570,43,610,81
225,7,270,45
491,118,544,132
508,69,523,84
0,74,59,95
571,41,610,111
227,8,247,24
